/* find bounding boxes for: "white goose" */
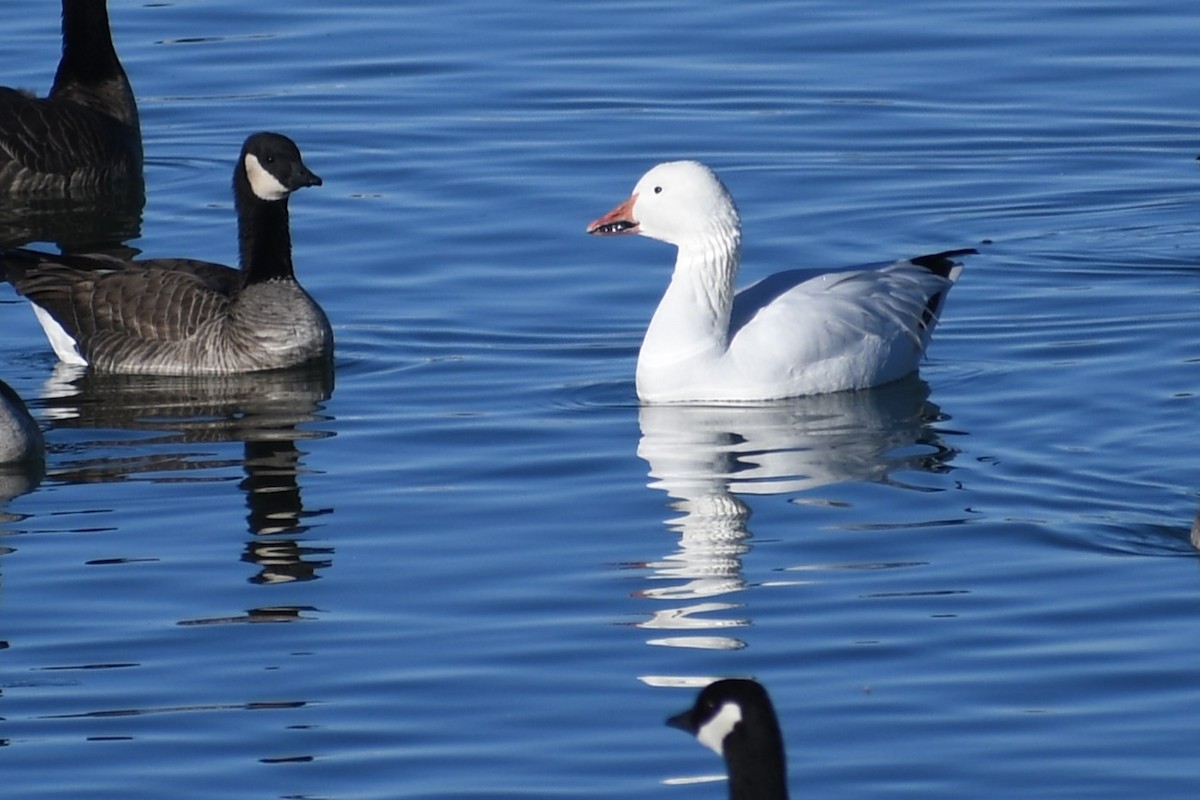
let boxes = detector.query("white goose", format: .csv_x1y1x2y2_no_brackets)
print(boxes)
587,161,972,403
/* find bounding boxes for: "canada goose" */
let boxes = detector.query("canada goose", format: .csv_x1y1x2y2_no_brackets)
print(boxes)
667,679,789,800
588,161,972,402
0,378,43,465
0,0,141,193
0,132,331,375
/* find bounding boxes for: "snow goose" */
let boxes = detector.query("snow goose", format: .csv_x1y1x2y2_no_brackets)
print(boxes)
588,161,972,402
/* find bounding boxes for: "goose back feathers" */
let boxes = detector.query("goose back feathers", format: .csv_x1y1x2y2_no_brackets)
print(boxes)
0,378,43,465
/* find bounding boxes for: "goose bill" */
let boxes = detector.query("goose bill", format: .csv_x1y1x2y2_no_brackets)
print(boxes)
587,194,639,236
665,708,694,734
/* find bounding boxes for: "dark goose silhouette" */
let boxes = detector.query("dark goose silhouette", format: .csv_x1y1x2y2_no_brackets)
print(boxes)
0,0,141,194
668,679,789,800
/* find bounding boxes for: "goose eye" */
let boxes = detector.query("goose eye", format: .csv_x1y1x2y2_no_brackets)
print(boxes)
654,186,663,194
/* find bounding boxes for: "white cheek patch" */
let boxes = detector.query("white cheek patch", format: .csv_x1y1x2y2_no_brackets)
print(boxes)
696,701,742,757
243,153,290,201
32,303,87,366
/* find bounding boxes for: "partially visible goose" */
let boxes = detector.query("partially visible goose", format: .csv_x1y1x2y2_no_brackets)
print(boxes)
0,378,43,465
0,0,141,193
587,161,973,402
667,679,789,800
0,132,331,375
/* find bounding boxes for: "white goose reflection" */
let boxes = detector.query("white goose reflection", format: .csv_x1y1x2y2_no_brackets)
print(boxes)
635,375,954,651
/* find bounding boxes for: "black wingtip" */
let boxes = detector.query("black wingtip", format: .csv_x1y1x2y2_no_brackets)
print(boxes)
910,248,976,278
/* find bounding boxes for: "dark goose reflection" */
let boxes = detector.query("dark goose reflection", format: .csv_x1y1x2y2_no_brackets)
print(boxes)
0,181,144,253
0,460,43,526
634,376,955,653
39,362,335,585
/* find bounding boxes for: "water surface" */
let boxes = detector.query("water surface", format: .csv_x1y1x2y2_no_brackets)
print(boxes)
2,1,1200,798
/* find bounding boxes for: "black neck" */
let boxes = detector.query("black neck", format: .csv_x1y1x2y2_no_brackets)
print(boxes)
725,727,789,800
54,1,121,87
235,178,296,286
51,0,139,128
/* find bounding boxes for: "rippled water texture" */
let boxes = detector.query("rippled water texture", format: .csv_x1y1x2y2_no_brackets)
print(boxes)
2,1,1200,798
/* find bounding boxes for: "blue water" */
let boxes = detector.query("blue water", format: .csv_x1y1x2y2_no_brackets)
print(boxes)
3,1,1200,798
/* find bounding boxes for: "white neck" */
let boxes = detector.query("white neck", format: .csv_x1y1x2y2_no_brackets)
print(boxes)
638,224,741,383
696,701,743,757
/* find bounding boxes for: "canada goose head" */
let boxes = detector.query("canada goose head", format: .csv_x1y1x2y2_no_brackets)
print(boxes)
238,132,322,202
667,679,789,800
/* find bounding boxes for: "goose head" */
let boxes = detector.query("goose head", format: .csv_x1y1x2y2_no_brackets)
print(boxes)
667,678,789,800
238,132,323,202
587,160,740,247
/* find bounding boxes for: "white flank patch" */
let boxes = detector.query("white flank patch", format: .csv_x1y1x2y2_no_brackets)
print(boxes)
32,304,87,366
244,153,290,200
696,701,742,757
